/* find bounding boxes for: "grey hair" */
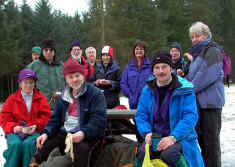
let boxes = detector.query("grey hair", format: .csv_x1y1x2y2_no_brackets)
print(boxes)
85,47,96,55
189,21,212,39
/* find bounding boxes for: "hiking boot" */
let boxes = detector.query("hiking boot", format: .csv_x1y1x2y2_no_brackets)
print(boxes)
29,156,40,167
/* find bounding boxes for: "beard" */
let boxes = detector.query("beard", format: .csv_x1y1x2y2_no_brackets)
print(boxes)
71,53,82,61
68,77,84,91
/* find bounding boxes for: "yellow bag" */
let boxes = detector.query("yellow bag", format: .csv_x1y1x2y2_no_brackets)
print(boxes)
142,144,168,167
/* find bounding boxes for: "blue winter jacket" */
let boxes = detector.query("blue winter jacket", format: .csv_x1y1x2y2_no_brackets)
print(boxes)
135,75,204,167
41,83,107,141
120,57,152,109
187,44,225,109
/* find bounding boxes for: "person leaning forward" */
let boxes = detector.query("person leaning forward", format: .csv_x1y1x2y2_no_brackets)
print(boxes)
29,58,107,167
135,50,204,167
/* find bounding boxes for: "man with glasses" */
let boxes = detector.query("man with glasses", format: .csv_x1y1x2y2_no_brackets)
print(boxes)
67,40,94,81
27,40,64,106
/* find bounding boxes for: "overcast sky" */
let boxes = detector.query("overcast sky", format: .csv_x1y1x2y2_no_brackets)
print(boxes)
14,0,90,15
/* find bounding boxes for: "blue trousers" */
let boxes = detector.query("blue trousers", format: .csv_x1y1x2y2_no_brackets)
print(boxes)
3,133,39,167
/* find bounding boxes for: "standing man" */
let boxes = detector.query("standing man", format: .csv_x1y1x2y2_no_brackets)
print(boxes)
27,39,64,104
29,59,106,167
67,41,94,81
85,46,97,67
169,42,190,77
135,50,204,167
31,46,41,61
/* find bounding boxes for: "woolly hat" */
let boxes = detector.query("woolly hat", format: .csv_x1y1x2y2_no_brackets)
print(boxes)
170,42,182,54
32,46,41,54
63,59,85,76
70,40,81,51
101,45,114,59
151,50,174,70
18,69,38,83
41,39,56,51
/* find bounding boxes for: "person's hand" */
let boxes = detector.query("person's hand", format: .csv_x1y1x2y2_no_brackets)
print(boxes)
72,131,85,143
13,126,22,133
177,69,185,77
95,79,101,86
27,125,37,135
157,136,176,151
101,79,111,85
145,133,152,146
184,53,193,62
36,133,48,149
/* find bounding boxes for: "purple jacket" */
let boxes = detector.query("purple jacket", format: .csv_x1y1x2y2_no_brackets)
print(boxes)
121,57,152,109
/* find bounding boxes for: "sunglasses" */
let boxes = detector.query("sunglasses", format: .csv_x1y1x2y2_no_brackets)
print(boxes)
44,48,54,52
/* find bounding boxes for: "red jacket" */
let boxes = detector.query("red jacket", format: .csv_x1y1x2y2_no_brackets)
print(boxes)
67,56,94,81
0,88,51,135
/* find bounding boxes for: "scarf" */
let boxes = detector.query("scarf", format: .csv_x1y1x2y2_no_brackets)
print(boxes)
191,38,211,59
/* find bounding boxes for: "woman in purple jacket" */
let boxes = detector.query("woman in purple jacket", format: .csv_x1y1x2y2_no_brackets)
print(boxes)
121,41,152,109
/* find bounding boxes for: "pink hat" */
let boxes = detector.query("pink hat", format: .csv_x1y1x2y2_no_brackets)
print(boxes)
63,59,85,76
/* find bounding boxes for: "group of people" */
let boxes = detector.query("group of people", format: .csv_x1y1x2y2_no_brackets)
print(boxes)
0,21,224,167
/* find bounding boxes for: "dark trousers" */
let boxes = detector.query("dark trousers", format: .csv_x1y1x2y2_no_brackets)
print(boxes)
137,142,182,165
197,108,222,167
34,132,97,167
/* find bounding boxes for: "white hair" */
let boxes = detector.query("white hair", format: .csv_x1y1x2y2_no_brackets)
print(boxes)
189,21,212,39
85,47,96,55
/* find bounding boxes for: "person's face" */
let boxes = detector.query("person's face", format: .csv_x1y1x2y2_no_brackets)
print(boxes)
170,48,181,62
135,46,145,59
19,78,35,94
65,72,84,90
102,53,111,65
42,48,55,63
153,63,173,84
32,52,40,61
86,49,96,64
71,46,82,57
191,33,208,45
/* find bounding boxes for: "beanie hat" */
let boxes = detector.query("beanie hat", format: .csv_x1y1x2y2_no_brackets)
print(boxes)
70,40,81,51
18,69,38,83
170,42,182,54
63,59,85,76
101,46,114,59
151,50,174,70
32,46,41,54
41,39,56,51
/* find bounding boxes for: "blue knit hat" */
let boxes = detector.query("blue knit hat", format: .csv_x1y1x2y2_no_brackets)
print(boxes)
170,42,182,54
70,40,81,51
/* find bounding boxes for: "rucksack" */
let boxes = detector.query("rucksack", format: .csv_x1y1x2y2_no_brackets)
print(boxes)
204,42,232,87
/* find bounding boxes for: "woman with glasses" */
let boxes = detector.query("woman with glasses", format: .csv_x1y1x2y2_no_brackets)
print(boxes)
0,69,51,167
121,41,152,110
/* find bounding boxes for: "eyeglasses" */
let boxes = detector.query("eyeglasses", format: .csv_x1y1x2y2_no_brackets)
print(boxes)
135,48,144,51
44,48,54,52
72,48,81,52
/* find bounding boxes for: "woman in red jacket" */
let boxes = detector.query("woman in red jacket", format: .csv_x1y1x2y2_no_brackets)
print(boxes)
0,69,51,167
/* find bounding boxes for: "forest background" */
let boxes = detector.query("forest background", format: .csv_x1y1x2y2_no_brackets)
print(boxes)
0,0,235,101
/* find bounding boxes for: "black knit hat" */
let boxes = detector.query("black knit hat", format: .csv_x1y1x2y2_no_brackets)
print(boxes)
41,39,56,51
151,50,174,70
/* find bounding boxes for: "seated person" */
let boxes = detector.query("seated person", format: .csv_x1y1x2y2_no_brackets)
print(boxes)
0,69,51,167
135,50,204,167
29,58,106,167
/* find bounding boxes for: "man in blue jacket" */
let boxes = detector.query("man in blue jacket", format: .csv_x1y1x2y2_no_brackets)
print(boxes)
135,50,204,167
29,58,106,167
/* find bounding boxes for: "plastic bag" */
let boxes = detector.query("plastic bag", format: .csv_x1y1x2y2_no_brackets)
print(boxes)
142,144,168,167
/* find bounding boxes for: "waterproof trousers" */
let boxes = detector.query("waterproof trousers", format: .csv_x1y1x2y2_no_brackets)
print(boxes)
197,108,222,167
3,133,39,167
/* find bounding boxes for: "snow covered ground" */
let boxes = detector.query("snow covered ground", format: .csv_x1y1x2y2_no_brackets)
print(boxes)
0,87,235,166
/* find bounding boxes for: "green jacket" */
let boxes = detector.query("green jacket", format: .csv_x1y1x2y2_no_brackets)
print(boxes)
27,59,65,102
